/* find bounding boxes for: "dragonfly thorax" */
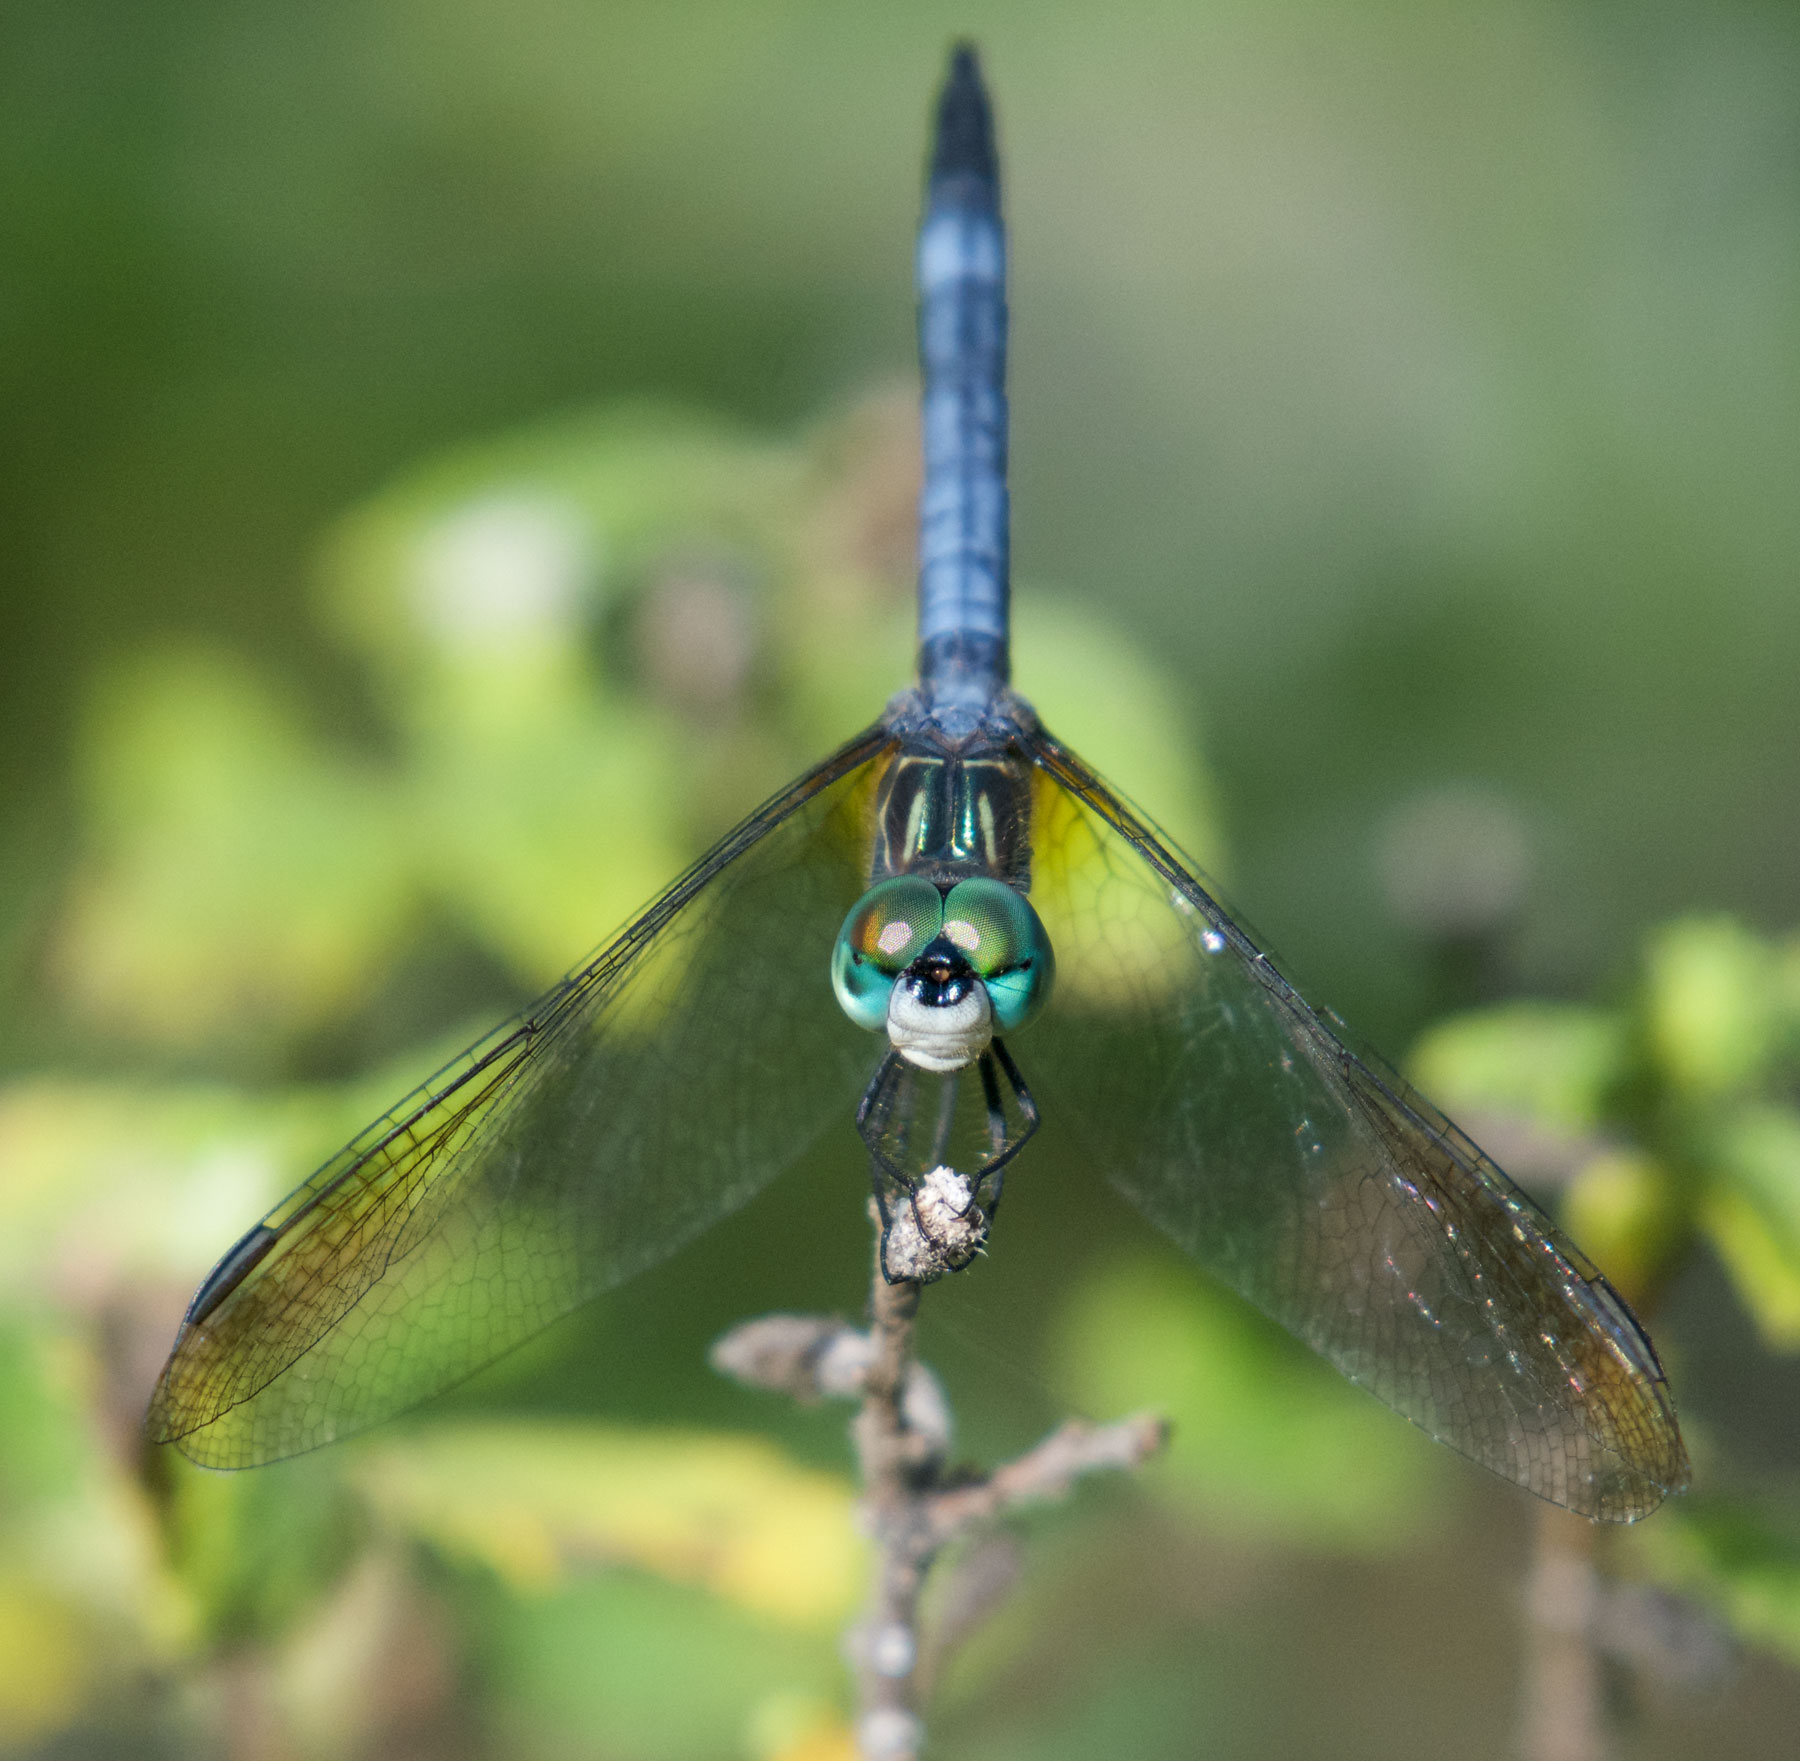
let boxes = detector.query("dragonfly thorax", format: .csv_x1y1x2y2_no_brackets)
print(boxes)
869,743,1035,892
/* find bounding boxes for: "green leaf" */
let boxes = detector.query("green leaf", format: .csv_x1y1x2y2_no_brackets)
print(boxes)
1713,1105,1800,1239
0,1074,369,1293
0,1030,500,1302
1643,916,1779,1101
407,696,688,988
0,1319,90,1511
1701,1190,1800,1350
0,1319,192,1678
317,404,797,706
0,1079,285,1291
164,1451,362,1647
1408,1001,1625,1134
1700,1105,1800,1349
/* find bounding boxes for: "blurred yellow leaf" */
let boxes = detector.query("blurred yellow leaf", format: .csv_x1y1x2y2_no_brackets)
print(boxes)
0,1581,88,1747
356,1422,863,1628
1561,1149,1682,1308
1703,1189,1800,1352
769,1719,858,1761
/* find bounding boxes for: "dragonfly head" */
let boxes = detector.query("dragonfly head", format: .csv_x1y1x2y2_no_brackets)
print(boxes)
831,873,1055,1070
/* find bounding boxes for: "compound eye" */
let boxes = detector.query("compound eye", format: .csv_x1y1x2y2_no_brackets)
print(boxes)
830,876,945,1031
940,878,1055,1031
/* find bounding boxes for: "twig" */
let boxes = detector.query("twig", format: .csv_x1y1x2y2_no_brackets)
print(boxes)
1519,1504,1608,1761
850,1265,935,1760
712,1203,1167,1760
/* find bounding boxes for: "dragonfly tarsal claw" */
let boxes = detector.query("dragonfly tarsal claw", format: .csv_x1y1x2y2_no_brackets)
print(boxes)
880,1165,991,1284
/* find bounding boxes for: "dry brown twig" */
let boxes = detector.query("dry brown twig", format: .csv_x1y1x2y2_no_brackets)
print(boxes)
710,1202,1167,1761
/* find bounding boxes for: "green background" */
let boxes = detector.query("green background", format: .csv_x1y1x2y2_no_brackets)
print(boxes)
3,2,1800,1757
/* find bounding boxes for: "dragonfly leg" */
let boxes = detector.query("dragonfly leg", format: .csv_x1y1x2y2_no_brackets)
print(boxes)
857,1054,957,1279
979,1036,1040,1222
855,1040,1044,1282
991,1036,1039,1140
858,1052,921,1198
977,1051,1010,1218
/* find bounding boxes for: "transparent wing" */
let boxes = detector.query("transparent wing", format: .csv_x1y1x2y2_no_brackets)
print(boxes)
149,728,892,1468
1023,729,1688,1521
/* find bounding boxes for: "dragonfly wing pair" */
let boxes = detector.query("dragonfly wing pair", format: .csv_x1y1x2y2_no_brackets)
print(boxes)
152,716,1687,1520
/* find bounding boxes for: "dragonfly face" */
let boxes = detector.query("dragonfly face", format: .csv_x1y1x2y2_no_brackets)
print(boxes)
146,48,1690,1524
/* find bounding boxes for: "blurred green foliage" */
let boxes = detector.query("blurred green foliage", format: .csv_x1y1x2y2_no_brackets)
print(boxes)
1414,917,1800,1341
9,0,1800,1074
45,398,1218,1068
6,3,1800,1755
5,394,1800,1757
5,373,1793,1754
1416,915,1800,1665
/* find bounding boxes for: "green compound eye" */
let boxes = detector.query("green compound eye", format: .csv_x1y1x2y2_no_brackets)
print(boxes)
940,877,1055,1031
830,875,945,1032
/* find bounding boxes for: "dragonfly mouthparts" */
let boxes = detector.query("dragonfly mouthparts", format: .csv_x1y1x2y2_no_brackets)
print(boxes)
888,946,993,1071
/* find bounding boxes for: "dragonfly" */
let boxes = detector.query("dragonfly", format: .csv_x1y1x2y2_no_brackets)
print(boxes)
149,46,1688,1523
